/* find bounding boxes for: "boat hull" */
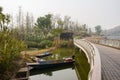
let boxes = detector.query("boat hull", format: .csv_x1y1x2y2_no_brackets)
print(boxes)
36,52,52,58
27,60,74,70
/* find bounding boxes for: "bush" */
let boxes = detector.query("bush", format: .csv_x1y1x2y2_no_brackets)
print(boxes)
26,41,39,48
40,40,52,48
26,40,52,49
0,30,26,79
58,40,68,47
0,7,26,79
53,40,74,48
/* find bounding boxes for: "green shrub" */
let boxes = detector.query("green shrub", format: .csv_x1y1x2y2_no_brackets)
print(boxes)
0,7,26,79
0,30,26,79
40,40,52,48
26,41,39,48
60,40,68,47
26,39,52,49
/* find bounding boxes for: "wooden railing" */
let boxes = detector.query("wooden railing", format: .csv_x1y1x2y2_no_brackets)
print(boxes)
74,39,101,80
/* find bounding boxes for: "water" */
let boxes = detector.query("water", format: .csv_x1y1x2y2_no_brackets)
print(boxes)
29,47,78,80
30,66,78,80
29,47,89,80
74,49,90,80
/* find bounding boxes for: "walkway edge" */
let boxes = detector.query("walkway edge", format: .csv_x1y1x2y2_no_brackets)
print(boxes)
90,41,101,80
74,39,101,80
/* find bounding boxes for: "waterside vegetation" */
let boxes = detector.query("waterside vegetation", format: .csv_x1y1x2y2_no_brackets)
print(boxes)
0,6,92,80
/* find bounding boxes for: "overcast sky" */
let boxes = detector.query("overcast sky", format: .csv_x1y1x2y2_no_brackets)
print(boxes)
0,0,120,29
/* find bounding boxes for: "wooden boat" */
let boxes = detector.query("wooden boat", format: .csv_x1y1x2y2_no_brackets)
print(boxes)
27,58,75,70
11,67,29,80
36,52,52,58
30,64,75,76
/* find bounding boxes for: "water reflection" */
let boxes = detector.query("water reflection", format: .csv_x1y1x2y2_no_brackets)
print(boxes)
30,65,78,80
30,65,74,76
74,49,90,80
29,47,89,80
29,48,78,80
43,48,75,60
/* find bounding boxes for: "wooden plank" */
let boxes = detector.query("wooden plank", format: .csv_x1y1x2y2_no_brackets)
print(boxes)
95,44,120,80
18,67,29,72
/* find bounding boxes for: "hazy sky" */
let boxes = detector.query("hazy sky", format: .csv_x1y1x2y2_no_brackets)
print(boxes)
0,0,120,29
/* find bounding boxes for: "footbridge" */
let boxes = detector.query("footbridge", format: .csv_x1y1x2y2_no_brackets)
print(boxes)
74,38,120,80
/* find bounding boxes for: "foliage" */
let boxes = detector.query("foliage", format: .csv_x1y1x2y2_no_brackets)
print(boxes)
0,6,26,79
95,25,102,36
0,30,26,79
35,14,52,37
54,40,74,48
57,18,64,29
26,41,40,48
51,28,62,37
14,13,93,49
26,14,63,49
0,7,10,30
74,36,81,39
58,40,68,47
0,30,26,66
40,40,52,48
26,39,52,49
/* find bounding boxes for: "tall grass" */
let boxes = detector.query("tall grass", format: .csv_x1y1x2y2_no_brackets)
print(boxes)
0,29,26,80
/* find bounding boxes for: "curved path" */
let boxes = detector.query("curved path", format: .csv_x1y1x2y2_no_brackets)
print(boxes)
95,44,120,80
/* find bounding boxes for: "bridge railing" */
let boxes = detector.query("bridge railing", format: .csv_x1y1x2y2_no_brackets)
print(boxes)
74,39,101,80
87,38,120,49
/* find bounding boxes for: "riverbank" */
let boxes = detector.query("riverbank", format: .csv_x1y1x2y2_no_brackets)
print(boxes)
21,47,56,62
21,47,56,56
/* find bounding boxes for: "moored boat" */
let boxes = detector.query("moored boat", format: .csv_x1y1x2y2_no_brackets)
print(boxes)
27,58,74,70
35,52,52,58
30,64,75,75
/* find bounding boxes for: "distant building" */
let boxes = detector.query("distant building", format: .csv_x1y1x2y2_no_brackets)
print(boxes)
60,30,73,40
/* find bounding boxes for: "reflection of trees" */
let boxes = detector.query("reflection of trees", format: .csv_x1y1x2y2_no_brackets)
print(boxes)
74,50,90,80
44,72,53,76
30,70,53,76
43,48,75,61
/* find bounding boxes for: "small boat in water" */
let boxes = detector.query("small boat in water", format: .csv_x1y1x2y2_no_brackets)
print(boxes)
36,52,52,58
27,58,75,70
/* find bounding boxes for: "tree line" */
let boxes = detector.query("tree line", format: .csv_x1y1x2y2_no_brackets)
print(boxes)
7,7,103,49
0,6,103,79
12,7,94,48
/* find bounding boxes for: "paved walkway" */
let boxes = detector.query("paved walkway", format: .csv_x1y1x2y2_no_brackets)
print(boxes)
95,44,120,80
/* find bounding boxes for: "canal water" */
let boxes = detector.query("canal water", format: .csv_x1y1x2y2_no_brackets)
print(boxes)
29,47,89,80
30,66,77,80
